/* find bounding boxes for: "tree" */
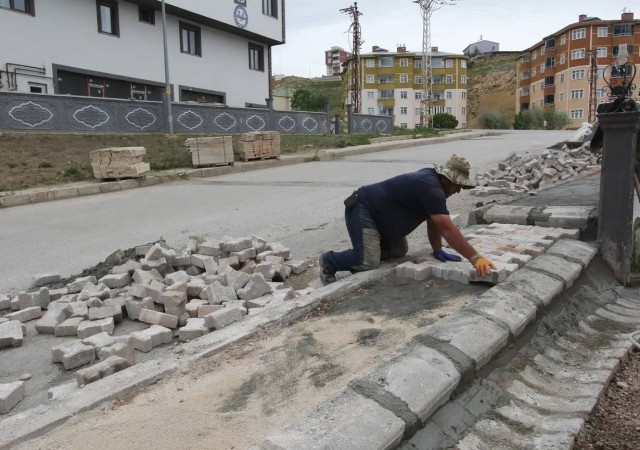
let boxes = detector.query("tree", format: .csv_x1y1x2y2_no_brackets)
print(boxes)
432,113,459,129
291,89,328,112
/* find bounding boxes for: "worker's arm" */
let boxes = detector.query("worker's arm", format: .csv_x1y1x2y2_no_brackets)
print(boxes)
426,219,443,251
429,214,496,275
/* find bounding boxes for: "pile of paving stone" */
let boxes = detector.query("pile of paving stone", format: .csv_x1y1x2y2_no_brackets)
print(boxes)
0,235,309,411
469,145,600,197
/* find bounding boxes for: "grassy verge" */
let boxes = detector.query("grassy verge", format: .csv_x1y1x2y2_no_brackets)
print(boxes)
0,129,440,193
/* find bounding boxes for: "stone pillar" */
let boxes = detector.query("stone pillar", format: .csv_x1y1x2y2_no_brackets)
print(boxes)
347,106,353,134
596,110,640,285
334,115,341,135
265,98,274,131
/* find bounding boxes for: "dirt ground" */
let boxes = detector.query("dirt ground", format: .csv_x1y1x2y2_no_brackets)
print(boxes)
14,275,486,450
575,348,640,450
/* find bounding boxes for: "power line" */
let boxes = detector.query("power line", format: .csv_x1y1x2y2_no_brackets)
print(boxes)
341,2,363,113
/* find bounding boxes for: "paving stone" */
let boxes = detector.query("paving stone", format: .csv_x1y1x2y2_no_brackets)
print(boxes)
260,389,405,450
218,255,240,269
204,306,244,330
77,318,115,339
483,205,533,225
99,273,131,289
534,206,594,230
48,287,68,301
198,240,221,257
197,304,225,317
186,278,207,298
33,273,60,287
111,260,141,275
401,421,453,450
358,343,460,422
430,398,478,439
0,321,24,348
77,282,110,301
165,270,190,286
132,269,162,285
186,299,209,317
51,340,96,370
0,382,25,414
88,305,121,321
546,239,597,268
237,274,272,300
178,318,209,341
190,254,212,269
500,268,563,307
267,242,291,260
221,237,253,252
468,286,538,337
230,247,257,263
55,317,84,337
418,310,509,368
132,325,173,352
5,306,44,323
68,302,88,318
35,303,71,334
0,294,10,311
18,287,50,310
205,281,237,305
455,431,492,450
140,257,167,275
138,308,179,328
286,260,307,275
526,254,582,288
239,260,257,274
225,268,251,292
75,356,131,387
96,337,136,365
66,276,97,294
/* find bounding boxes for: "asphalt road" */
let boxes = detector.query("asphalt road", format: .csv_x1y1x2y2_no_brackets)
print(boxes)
0,130,575,295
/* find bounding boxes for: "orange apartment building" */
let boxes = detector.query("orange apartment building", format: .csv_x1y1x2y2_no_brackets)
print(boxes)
515,12,640,128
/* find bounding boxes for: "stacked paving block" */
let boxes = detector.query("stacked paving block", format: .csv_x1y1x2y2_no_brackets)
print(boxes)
186,136,234,168
235,131,281,162
89,147,150,180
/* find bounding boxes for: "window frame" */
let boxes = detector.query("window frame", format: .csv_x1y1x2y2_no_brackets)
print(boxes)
570,89,584,100
180,21,202,56
139,5,155,25
571,28,586,40
0,0,34,15
613,23,633,37
366,59,375,68
399,58,408,67
248,43,264,71
571,69,585,80
96,0,119,36
571,48,585,60
400,91,408,99
262,0,278,18
399,74,409,84
400,106,408,115
571,109,583,119
597,26,608,37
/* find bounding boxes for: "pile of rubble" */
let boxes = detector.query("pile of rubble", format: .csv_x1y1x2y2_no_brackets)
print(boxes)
470,145,600,197
0,235,309,412
90,147,150,180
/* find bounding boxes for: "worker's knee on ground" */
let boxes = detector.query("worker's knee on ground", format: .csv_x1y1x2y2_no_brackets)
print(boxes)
388,237,408,258
354,228,381,271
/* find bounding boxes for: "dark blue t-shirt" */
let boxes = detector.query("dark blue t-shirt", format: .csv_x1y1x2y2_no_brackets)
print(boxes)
356,168,448,238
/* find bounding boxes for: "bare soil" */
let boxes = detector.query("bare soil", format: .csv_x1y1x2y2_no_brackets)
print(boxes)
575,348,640,450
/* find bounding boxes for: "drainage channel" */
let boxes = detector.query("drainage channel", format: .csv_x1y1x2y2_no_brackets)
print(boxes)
402,257,639,450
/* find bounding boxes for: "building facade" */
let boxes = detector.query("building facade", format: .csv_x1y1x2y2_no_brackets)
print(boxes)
515,12,640,128
325,46,350,77
343,46,468,129
0,0,285,107
463,39,500,57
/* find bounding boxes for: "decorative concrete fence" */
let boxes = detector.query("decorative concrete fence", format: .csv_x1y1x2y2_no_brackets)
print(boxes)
348,109,394,134
0,92,392,135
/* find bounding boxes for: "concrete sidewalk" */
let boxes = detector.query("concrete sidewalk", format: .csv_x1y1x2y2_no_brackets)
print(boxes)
0,130,495,209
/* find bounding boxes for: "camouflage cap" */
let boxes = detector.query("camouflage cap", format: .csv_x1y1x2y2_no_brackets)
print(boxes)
434,154,476,189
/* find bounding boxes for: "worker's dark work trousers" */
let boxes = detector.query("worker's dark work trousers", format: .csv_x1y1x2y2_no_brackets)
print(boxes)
321,202,408,274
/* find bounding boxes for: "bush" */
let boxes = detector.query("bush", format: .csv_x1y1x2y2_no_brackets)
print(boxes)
544,110,571,130
431,113,458,129
513,107,545,130
478,112,511,129
60,166,84,181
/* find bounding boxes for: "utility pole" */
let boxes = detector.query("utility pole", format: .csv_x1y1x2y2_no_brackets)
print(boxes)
161,0,174,134
587,49,598,123
340,2,363,114
413,0,455,128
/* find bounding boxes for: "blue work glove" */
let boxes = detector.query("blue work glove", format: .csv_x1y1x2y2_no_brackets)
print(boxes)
433,249,462,262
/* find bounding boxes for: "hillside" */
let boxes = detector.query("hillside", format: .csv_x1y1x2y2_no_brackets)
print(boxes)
466,53,518,128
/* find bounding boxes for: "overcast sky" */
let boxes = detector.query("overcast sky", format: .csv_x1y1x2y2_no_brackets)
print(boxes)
272,0,636,77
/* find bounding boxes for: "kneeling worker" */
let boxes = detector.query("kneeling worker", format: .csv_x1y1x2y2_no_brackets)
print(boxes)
319,154,496,284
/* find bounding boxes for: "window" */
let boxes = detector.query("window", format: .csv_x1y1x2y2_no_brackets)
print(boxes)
415,92,422,100
598,26,608,37
545,38,555,50
571,69,585,80
461,75,467,84
446,75,453,83
544,94,554,105
400,123,408,129
540,81,544,90
571,49,585,60
366,75,374,84
613,23,633,36
540,63,545,72
446,107,452,114
262,0,277,18
400,107,408,115
446,91,452,99
597,88,606,98
571,89,584,99
248,43,264,71
559,92,564,101
541,46,546,55
597,68,605,78
379,75,393,84
415,60,422,68
560,73,565,83
572,28,586,40
399,58,408,67
431,58,444,68
399,74,408,83
532,68,537,77
367,108,375,115
415,108,421,115
544,76,555,87
546,57,555,68
415,76,422,84
461,60,467,68
378,90,394,99
445,59,453,68
400,91,408,99
181,22,201,56
571,109,583,119
613,45,633,56
597,47,607,58
532,51,537,60
378,57,393,67
366,59,375,68
520,88,530,96
28,82,46,93
559,53,566,64
560,34,566,45
462,92,467,99
0,0,34,14
139,6,155,24
97,1,119,36
461,107,467,115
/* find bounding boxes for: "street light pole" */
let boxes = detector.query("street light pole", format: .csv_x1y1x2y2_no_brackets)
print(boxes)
161,0,174,134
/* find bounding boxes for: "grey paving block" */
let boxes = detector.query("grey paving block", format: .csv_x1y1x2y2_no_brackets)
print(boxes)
356,343,460,422
178,318,209,341
535,206,594,231
468,286,538,336
75,356,131,387
77,318,115,339
418,310,509,368
99,273,131,289
51,340,96,370
260,389,405,450
500,268,564,306
55,316,84,337
138,309,179,329
483,205,533,225
132,325,173,352
5,306,44,323
0,382,25,414
400,422,453,450
526,254,582,288
204,306,244,330
35,302,71,334
545,239,597,268
0,320,24,348
33,273,61,287
430,399,477,440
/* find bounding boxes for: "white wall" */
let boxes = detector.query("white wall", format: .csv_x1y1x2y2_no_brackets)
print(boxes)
0,0,277,107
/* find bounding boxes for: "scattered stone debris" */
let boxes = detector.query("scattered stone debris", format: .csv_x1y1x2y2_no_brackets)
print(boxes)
470,144,600,197
0,234,309,413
